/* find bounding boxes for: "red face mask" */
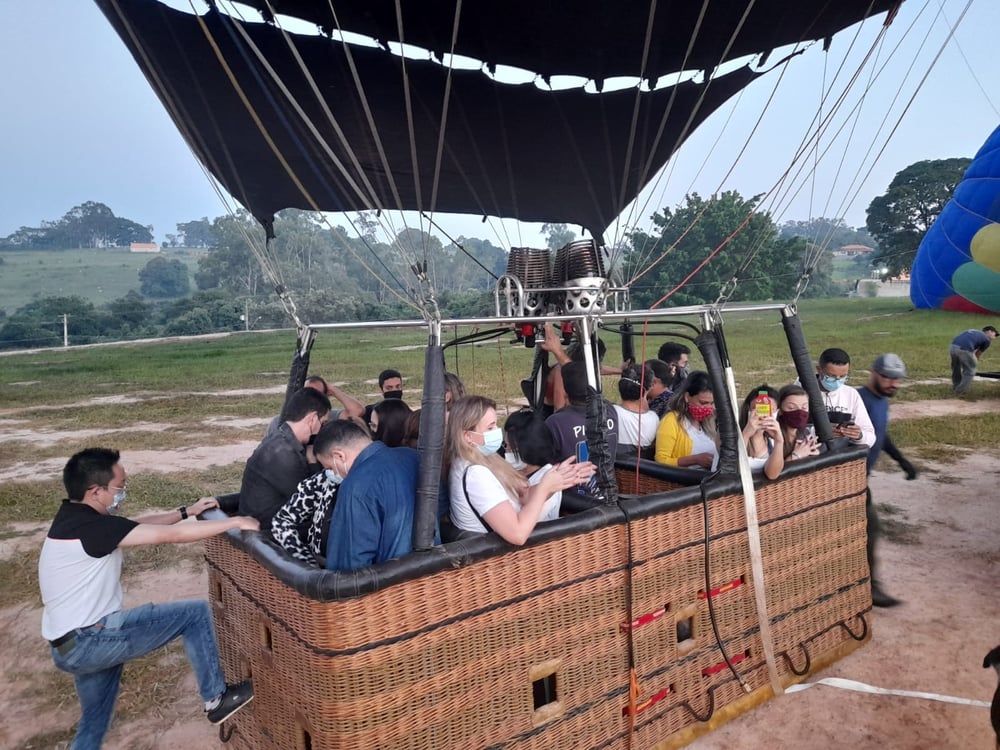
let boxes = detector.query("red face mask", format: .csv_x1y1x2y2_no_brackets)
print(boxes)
688,404,714,422
778,409,810,430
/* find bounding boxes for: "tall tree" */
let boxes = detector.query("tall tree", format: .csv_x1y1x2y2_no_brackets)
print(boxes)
542,222,577,250
865,158,970,277
194,212,265,294
624,191,831,307
176,218,215,247
139,256,191,298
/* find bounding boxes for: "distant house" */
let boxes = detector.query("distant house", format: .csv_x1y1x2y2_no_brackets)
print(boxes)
130,242,160,253
834,244,874,256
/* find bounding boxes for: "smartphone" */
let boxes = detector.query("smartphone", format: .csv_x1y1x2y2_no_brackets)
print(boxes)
576,441,589,464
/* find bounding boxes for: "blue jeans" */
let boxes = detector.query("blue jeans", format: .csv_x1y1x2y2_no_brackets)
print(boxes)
950,344,978,393
51,599,226,750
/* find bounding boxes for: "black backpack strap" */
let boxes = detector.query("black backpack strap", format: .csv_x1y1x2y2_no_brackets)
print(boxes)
462,465,490,530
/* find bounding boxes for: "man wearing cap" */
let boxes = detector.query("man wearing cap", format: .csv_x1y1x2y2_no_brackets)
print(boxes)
857,353,916,608
950,325,998,394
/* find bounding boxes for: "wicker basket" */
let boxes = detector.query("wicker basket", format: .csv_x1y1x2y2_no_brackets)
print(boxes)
206,456,870,749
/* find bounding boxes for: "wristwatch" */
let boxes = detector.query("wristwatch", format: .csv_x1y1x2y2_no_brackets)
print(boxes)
177,506,188,520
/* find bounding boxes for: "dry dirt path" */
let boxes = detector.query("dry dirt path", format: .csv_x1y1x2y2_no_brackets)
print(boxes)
2,390,999,749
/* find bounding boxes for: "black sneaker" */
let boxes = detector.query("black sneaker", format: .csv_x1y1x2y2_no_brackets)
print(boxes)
206,680,254,724
871,584,902,608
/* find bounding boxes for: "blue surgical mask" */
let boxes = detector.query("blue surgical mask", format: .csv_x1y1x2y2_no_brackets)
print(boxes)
109,490,126,514
324,457,346,485
476,428,504,456
820,375,847,392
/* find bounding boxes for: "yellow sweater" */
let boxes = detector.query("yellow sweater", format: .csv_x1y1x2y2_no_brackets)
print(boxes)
654,412,693,466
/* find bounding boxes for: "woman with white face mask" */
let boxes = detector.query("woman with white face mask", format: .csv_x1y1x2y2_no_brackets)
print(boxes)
446,396,593,545
502,408,568,522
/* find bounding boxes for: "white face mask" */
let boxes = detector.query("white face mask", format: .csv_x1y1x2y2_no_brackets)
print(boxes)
504,451,527,471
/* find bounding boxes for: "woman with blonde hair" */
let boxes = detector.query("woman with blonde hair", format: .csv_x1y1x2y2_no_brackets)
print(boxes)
446,395,592,545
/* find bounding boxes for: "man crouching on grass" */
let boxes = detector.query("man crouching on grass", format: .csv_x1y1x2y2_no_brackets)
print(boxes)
39,448,259,749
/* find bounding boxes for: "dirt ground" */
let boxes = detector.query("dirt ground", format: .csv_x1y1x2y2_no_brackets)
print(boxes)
1,401,998,749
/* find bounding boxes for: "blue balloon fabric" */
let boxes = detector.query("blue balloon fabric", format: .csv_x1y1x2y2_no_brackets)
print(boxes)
910,125,1000,313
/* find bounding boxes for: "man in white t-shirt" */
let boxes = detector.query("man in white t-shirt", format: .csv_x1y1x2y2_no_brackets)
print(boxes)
39,448,259,748
815,347,875,448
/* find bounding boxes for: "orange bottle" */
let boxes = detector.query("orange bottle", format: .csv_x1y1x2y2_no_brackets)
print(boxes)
753,390,772,418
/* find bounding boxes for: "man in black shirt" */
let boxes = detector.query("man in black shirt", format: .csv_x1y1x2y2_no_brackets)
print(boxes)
238,387,331,531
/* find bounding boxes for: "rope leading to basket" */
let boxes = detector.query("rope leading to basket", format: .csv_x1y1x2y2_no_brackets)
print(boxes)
617,501,640,745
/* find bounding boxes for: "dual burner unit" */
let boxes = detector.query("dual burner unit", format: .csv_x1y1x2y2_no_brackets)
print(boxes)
496,239,628,345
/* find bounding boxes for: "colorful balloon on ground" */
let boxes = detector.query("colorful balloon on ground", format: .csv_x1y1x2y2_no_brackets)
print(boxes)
911,126,1000,313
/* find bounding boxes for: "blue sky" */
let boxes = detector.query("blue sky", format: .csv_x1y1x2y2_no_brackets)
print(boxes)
1,0,997,249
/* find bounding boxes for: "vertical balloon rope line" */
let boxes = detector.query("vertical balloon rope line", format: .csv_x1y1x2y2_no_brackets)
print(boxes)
219,6,423,304
192,4,424,312
494,336,511,417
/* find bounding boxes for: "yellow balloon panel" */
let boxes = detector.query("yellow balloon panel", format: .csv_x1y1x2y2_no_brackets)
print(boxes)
969,223,1000,271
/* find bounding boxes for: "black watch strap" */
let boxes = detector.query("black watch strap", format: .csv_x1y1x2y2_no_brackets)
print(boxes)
178,506,188,520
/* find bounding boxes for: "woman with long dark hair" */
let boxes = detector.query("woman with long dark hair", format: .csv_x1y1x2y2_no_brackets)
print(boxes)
654,371,718,470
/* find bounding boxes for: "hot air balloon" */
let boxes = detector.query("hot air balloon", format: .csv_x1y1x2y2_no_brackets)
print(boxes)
911,125,1000,313
87,2,904,748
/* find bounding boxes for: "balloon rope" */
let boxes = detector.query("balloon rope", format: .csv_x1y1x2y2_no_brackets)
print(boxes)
221,2,424,296
495,335,512,417
199,4,423,311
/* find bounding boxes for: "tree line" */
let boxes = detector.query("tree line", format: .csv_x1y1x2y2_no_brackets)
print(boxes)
0,156,967,350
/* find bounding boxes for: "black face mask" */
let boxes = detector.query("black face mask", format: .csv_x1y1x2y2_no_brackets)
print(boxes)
383,389,404,400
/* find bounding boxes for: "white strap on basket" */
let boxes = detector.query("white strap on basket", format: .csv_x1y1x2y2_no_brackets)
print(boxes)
725,366,784,697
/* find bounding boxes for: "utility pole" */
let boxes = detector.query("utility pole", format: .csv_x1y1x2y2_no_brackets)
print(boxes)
244,298,250,331
63,314,69,348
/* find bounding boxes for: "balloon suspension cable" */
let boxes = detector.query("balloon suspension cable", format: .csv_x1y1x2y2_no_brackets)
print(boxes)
713,275,740,306
791,270,811,304
411,260,441,324
271,280,305,331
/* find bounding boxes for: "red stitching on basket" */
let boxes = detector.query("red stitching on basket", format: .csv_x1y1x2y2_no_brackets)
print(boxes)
622,686,671,716
701,650,747,676
619,608,667,632
697,577,743,600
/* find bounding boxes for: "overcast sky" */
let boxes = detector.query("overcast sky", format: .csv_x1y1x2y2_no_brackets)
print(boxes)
1,0,997,250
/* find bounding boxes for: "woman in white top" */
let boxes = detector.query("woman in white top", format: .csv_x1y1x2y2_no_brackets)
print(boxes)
447,396,593,545
612,362,659,459
738,384,784,480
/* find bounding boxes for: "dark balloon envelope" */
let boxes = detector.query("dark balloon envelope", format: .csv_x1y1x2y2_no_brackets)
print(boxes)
95,0,900,237
911,125,1000,313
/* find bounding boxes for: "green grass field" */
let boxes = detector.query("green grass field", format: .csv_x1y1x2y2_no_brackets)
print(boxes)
3,296,998,747
0,247,202,315
2,296,996,409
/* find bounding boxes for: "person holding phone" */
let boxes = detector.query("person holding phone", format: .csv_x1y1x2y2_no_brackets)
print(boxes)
738,385,784,479
814,348,875,448
776,384,820,462
545,361,620,465
447,396,593,544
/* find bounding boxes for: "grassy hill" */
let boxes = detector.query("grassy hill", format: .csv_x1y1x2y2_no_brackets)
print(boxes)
0,247,203,315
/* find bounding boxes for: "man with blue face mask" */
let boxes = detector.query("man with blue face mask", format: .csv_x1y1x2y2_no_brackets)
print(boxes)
270,422,347,565
39,448,260,749
320,420,420,570
815,348,875,448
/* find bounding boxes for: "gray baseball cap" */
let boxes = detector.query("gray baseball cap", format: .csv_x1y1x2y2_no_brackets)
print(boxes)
872,353,906,379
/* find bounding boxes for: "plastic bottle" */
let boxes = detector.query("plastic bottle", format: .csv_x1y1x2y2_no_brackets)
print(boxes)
754,390,772,418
